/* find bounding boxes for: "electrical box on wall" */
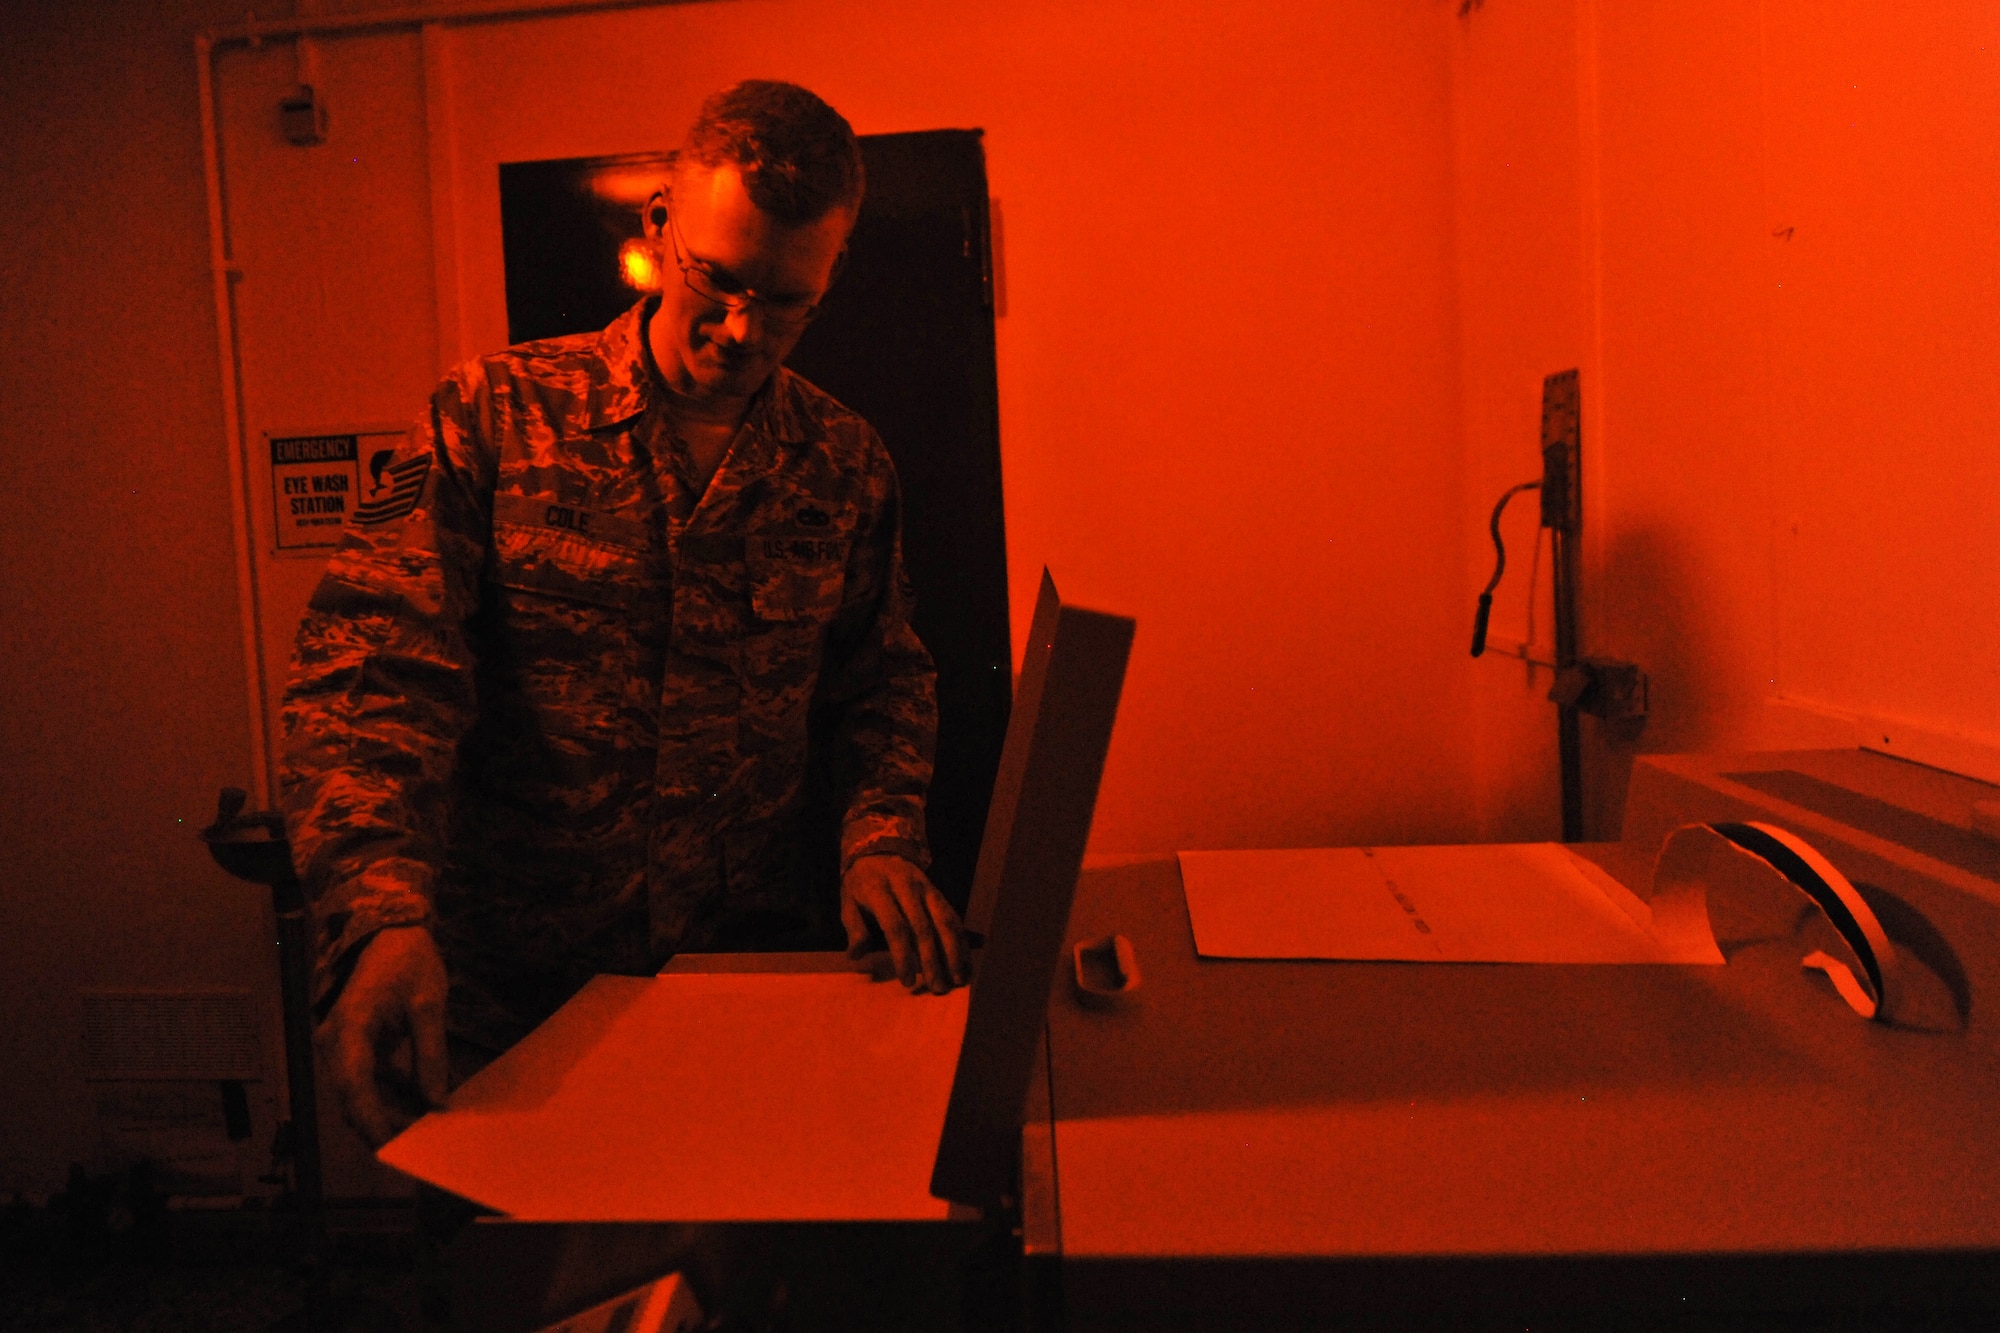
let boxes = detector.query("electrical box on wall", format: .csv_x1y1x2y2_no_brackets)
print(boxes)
81,990,277,1199
279,85,329,147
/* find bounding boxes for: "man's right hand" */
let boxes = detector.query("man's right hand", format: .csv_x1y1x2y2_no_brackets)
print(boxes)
319,925,450,1148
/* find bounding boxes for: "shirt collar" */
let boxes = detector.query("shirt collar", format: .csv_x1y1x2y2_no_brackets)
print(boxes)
758,367,809,445
585,298,654,431
593,296,810,446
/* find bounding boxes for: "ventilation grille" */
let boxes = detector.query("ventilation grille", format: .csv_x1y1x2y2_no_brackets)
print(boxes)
81,990,262,1081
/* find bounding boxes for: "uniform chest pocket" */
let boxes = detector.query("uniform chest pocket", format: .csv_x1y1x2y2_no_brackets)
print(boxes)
745,528,849,622
492,520,648,610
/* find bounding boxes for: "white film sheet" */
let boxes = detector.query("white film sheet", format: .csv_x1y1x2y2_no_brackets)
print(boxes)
1178,843,1723,964
380,970,968,1221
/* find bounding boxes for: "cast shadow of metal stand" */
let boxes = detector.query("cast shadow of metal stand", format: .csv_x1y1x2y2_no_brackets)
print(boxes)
202,787,405,1333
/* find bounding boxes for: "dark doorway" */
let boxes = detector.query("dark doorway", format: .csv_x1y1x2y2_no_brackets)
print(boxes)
499,132,1010,914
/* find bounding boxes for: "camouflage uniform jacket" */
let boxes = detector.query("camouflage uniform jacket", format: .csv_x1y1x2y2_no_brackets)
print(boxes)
280,298,937,1050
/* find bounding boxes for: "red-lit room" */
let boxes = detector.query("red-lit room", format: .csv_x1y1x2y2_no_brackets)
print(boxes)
3,1,1995,1329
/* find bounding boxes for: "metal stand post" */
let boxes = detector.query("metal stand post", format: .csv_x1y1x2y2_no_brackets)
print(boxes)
1472,371,1647,844
201,788,336,1324
1539,370,1585,843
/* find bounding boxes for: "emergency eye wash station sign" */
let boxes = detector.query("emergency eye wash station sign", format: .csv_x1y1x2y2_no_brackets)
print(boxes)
267,428,408,551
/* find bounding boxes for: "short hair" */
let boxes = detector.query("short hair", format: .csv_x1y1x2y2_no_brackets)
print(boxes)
675,80,865,225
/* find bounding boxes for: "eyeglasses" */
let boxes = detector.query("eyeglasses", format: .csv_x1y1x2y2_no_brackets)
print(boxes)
662,202,837,330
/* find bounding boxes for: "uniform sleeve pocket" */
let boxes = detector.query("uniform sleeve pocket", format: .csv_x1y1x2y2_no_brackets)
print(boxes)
745,529,849,622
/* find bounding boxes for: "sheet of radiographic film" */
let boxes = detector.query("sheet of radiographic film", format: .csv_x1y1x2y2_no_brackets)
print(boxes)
1178,841,1724,964
380,971,967,1221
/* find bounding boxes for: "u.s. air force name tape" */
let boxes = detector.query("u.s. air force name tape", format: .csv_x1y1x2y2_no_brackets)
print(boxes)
1655,820,1897,1021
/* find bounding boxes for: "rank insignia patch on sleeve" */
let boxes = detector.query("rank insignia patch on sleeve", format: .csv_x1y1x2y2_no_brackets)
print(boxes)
353,452,431,526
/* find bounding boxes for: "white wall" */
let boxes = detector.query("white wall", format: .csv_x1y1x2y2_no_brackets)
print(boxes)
0,0,277,1197
1757,1,1999,764
1453,0,2000,842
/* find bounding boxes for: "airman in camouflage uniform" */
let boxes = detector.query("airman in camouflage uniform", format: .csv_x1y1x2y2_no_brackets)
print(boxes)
280,297,936,1052
278,83,964,1144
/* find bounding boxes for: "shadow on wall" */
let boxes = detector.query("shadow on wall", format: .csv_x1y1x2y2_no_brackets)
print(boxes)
1586,521,1764,843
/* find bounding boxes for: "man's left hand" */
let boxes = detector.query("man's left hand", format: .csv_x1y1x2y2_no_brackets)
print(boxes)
841,854,970,994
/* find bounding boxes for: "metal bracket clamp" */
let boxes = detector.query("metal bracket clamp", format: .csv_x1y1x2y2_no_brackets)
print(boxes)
1547,656,1649,721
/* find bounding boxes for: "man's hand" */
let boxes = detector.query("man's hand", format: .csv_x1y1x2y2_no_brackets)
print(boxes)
318,925,450,1148
841,855,970,994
